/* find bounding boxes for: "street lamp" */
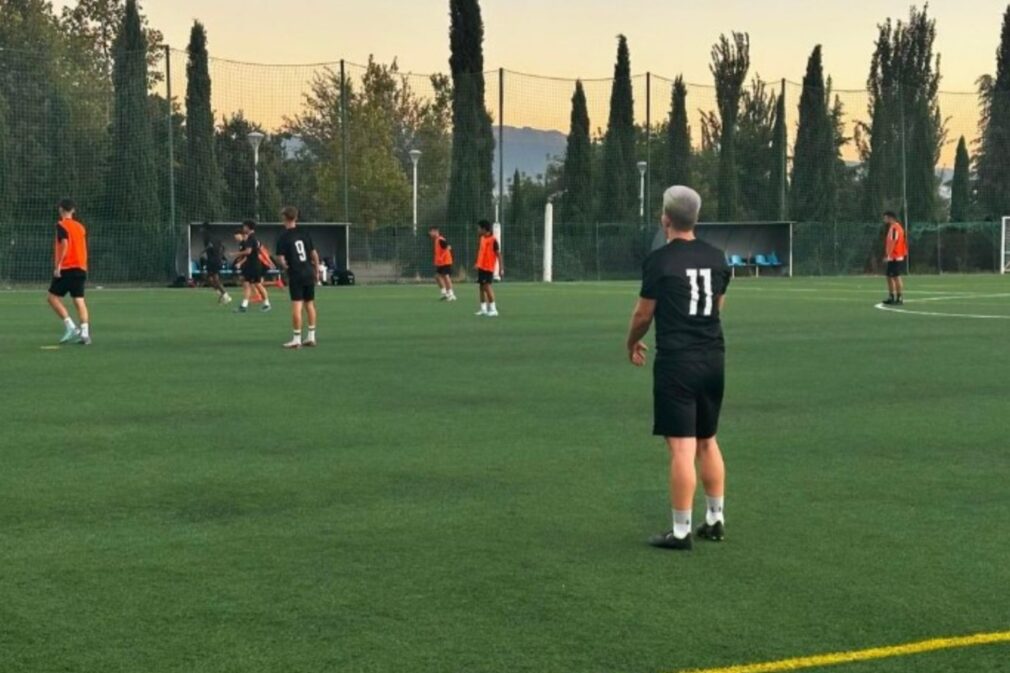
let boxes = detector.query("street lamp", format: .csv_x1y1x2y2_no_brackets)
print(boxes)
409,149,422,235
637,160,648,222
247,131,265,221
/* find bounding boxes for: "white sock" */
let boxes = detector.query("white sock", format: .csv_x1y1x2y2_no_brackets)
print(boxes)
291,331,302,344
672,509,692,539
264,300,271,307
440,288,447,296
705,496,725,525
63,317,76,329
489,302,497,312
307,326,316,341
241,299,249,308
480,302,488,312
80,323,90,338
448,290,455,298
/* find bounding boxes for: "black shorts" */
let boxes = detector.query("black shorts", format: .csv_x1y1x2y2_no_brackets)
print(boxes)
653,354,725,439
477,270,495,285
49,269,87,298
886,260,905,277
436,265,453,276
242,265,263,283
206,261,222,275
289,279,316,302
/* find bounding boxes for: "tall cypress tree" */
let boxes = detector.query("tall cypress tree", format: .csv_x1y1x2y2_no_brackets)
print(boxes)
183,21,223,222
447,0,494,227
950,135,971,222
768,89,787,220
599,35,636,222
107,0,160,226
509,169,524,228
791,46,836,223
977,5,1010,219
560,80,592,228
667,75,691,188
860,6,944,222
710,32,749,221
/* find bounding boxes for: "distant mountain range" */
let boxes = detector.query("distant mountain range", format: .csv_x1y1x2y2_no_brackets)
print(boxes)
493,126,568,187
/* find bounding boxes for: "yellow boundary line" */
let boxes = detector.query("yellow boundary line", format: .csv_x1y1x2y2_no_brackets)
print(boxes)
676,630,1010,673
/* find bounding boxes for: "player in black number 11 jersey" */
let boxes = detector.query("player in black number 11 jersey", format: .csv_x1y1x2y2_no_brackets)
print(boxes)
626,186,731,551
275,206,321,349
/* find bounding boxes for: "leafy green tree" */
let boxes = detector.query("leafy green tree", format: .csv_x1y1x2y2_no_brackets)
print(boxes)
58,0,164,84
216,113,281,221
710,32,750,221
977,5,1010,219
791,46,837,223
735,77,775,221
667,76,692,188
447,0,494,227
0,91,12,227
599,35,636,222
560,80,593,229
950,135,971,222
107,0,160,227
182,21,223,223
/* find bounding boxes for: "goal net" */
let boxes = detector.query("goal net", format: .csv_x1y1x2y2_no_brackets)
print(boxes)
1003,217,1010,275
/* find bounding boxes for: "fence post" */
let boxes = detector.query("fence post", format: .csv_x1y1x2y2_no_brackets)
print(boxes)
899,82,910,273
780,78,787,221
340,59,350,223
645,72,651,226
164,45,179,278
543,202,553,283
498,68,505,229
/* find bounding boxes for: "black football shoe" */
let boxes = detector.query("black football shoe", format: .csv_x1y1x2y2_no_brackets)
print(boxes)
648,530,693,550
895,297,904,305
882,297,895,305
696,521,725,542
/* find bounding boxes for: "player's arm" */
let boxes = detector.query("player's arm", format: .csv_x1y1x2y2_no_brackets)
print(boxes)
276,253,289,272
626,298,655,366
311,249,321,281
885,226,895,260
54,224,69,277
494,241,504,276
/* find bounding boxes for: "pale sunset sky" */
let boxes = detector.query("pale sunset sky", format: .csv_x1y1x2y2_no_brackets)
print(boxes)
53,0,1010,165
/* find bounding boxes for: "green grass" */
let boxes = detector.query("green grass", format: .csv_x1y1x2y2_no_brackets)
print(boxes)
1,276,1009,673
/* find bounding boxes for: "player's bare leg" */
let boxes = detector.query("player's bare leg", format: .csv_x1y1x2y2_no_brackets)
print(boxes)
256,282,271,312
445,275,456,301
49,293,79,343
696,436,726,540
238,280,252,312
284,300,304,349
894,276,904,303
304,301,317,347
73,297,91,345
476,283,488,315
650,436,697,549
485,284,498,317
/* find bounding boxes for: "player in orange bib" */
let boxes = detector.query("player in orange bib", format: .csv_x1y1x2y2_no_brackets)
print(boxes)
474,219,503,317
428,226,457,301
882,211,908,305
48,199,92,345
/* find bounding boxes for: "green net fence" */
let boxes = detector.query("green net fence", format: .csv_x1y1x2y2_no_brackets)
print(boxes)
0,42,1006,287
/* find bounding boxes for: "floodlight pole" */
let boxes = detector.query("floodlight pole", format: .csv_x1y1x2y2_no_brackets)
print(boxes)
247,131,265,221
637,161,648,224
409,149,422,235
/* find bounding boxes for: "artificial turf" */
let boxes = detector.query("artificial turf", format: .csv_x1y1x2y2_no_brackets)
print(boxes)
1,276,1008,673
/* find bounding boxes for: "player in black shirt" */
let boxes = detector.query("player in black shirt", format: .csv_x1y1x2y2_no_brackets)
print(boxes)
201,223,231,305
233,220,271,313
625,185,730,551
275,206,321,349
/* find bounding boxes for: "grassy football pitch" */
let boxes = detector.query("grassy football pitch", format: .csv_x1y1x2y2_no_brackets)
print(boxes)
2,276,1009,673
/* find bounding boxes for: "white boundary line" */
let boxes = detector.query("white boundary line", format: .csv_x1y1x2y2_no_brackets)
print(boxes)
875,303,1010,320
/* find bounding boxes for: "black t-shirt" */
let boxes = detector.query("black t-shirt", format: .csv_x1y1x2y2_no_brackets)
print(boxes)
204,241,223,265
244,234,262,271
640,238,731,359
275,228,316,282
